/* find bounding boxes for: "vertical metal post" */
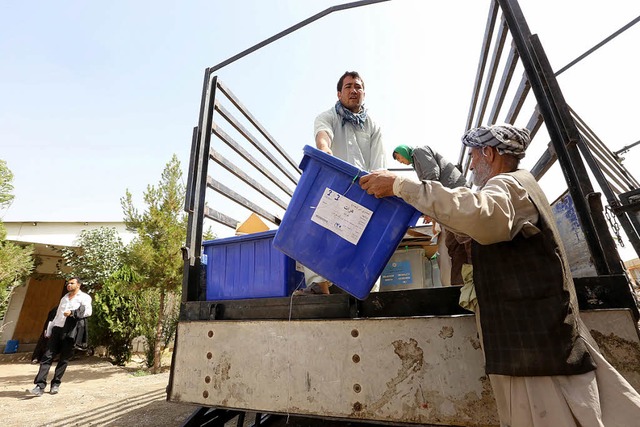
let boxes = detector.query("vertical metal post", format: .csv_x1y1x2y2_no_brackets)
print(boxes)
182,69,218,302
618,189,640,258
498,0,611,275
182,127,201,303
576,137,635,273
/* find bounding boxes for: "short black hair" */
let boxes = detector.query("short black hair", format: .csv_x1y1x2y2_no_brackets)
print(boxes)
68,277,83,286
337,71,364,92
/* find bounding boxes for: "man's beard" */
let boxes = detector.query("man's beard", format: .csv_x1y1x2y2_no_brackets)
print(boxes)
472,157,492,188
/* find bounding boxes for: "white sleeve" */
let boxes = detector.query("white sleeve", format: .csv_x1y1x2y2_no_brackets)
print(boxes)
314,110,336,141
81,294,93,318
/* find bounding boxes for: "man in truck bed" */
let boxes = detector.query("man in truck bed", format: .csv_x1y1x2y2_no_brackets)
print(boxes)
297,70,386,295
360,124,640,426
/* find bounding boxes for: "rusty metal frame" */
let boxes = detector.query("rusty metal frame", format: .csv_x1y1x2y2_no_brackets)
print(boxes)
462,0,639,273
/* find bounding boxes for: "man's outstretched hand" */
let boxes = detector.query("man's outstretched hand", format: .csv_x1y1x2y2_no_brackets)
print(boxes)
360,170,398,198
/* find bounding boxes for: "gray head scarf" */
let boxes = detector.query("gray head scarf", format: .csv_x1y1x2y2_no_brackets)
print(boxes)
461,124,531,159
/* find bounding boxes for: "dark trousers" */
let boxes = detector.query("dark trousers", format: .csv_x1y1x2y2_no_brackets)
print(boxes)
31,334,49,363
444,229,472,286
34,326,74,389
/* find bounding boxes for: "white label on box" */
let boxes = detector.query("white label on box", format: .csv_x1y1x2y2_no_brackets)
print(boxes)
311,187,373,245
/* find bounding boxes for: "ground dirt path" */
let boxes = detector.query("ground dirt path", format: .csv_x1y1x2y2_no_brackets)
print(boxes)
0,352,198,426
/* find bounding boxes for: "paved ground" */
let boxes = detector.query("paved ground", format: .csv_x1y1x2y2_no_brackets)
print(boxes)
0,352,198,427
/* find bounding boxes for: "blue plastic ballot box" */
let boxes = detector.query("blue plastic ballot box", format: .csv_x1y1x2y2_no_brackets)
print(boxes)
273,145,421,300
203,230,304,300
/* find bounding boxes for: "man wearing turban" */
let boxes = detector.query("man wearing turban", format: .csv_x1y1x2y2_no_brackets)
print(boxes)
360,124,640,426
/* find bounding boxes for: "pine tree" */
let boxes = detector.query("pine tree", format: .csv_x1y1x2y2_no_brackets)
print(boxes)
121,154,186,373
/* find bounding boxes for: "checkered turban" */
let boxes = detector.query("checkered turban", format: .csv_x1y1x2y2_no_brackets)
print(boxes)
461,124,531,159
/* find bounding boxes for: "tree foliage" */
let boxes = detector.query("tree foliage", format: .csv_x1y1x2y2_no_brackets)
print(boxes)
121,154,186,373
56,227,141,364
137,288,180,368
0,160,35,321
57,227,125,291
0,224,35,321
0,160,15,210
90,265,143,365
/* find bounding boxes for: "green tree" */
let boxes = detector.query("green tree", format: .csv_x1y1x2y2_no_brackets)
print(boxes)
0,159,15,209
91,265,143,365
137,288,180,369
57,227,125,290
0,223,35,320
121,154,186,373
0,160,35,321
56,226,143,364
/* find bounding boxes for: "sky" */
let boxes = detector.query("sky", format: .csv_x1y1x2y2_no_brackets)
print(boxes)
1,0,638,259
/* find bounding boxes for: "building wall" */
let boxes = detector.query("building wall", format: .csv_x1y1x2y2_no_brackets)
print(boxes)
4,221,135,247
1,282,28,349
1,247,62,348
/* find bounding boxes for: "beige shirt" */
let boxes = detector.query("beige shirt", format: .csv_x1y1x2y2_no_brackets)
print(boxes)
392,173,540,245
314,108,386,172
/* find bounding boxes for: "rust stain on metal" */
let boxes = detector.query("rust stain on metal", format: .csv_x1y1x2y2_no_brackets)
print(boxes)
413,374,497,426
438,325,454,339
453,375,498,425
355,338,424,418
352,338,499,425
468,335,482,350
391,338,424,374
590,330,640,374
212,355,231,390
219,382,253,407
228,383,252,405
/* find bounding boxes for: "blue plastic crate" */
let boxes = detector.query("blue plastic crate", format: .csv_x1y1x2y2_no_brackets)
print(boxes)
3,339,18,354
273,145,421,300
203,230,304,300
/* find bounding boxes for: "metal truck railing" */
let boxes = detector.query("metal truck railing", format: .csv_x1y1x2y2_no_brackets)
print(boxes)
460,0,639,317
181,0,640,319
171,1,640,425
